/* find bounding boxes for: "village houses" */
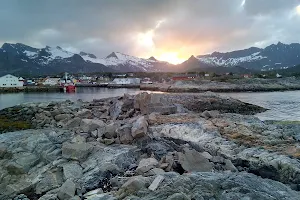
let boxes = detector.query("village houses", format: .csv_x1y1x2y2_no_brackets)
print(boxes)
0,74,24,87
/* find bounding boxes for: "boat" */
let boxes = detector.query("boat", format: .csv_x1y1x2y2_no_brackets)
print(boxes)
61,72,76,93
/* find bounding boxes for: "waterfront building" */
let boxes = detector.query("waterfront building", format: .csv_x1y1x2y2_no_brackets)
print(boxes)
0,74,24,87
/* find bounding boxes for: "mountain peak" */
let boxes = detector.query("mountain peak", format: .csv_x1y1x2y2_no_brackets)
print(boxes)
79,51,97,59
106,52,118,59
148,56,157,61
188,55,197,61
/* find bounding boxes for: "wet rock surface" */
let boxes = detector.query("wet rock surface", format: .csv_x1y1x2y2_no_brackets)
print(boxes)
0,92,300,199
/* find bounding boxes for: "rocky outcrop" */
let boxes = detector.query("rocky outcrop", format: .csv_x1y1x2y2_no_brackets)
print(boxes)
118,172,300,199
1,92,300,199
141,78,300,93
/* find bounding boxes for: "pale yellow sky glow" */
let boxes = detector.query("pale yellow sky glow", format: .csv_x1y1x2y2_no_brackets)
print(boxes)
135,19,189,64
296,5,300,15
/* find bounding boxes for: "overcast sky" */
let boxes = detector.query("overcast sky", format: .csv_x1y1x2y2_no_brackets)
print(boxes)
0,0,300,63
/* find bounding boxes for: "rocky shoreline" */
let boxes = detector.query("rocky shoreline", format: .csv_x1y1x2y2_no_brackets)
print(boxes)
0,92,300,200
0,86,63,94
141,78,300,93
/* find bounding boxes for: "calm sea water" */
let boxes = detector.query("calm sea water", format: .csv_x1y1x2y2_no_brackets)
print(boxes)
0,88,141,110
219,91,300,121
1,87,300,121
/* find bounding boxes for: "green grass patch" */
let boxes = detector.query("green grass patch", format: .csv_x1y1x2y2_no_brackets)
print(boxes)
0,116,31,133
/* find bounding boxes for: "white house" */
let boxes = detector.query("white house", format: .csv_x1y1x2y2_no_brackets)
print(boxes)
111,78,141,85
43,78,60,86
0,74,24,87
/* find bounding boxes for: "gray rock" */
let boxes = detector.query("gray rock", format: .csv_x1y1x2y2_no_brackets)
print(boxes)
13,194,30,200
131,116,148,139
6,152,39,174
144,168,165,176
35,169,64,195
148,175,164,191
91,130,98,138
104,123,119,139
201,110,220,119
83,188,103,198
117,125,133,144
55,114,72,121
109,100,123,119
224,159,238,172
69,196,81,200
80,119,105,133
84,193,116,200
178,148,213,172
63,162,83,180
103,138,115,145
65,117,82,129
76,109,92,118
134,92,176,115
71,135,86,143
119,176,149,196
62,142,93,161
38,193,59,200
136,158,158,174
117,172,300,199
167,193,190,200
57,179,76,200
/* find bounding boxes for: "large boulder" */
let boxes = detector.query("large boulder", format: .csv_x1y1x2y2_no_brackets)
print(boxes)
80,119,105,133
76,109,92,118
63,162,83,180
103,122,119,139
57,179,76,200
131,116,148,139
134,93,177,115
136,158,159,174
62,142,93,161
178,148,213,172
117,125,133,144
65,117,82,129
117,172,300,199
54,114,72,121
35,169,64,195
109,100,123,120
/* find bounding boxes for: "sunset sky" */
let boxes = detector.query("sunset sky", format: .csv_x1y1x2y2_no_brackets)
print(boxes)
0,0,300,64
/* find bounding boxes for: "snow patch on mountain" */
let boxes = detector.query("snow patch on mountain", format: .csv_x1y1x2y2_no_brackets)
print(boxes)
81,52,156,71
46,46,73,60
24,50,38,58
197,52,267,67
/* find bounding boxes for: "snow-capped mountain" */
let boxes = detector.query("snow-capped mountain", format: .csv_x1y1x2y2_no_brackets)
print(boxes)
194,42,300,71
0,43,171,76
80,51,168,72
1,42,300,76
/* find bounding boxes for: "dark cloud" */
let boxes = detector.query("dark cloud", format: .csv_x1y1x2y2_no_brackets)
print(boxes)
0,0,300,59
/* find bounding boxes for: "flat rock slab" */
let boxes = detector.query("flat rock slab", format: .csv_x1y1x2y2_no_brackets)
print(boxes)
136,158,158,174
178,148,213,172
62,142,93,161
148,175,164,191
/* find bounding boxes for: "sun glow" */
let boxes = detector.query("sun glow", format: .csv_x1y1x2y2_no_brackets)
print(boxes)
137,30,154,48
296,5,300,15
156,52,186,65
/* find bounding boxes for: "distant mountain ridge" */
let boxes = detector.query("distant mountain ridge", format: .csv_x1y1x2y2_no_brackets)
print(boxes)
195,42,300,71
0,43,172,76
1,42,300,76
